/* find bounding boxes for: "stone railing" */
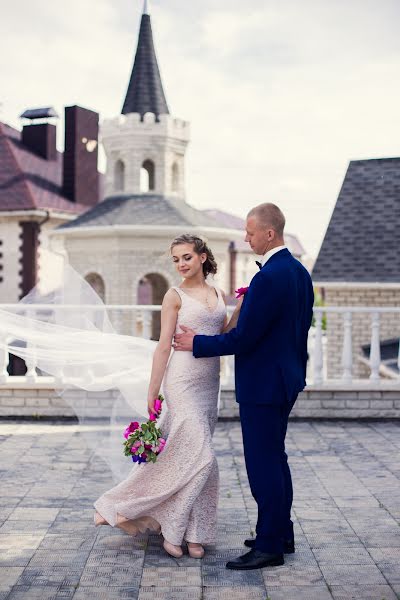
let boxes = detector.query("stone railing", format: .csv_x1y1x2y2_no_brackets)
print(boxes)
0,304,399,386
0,304,399,420
312,306,400,385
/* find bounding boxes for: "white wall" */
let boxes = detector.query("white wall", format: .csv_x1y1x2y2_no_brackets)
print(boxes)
0,218,21,302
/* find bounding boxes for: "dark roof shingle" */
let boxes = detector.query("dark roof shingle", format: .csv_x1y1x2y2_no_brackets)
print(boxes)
312,158,400,283
58,194,219,229
0,122,90,215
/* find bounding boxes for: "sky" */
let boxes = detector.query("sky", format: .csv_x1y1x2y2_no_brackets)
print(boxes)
1,0,399,257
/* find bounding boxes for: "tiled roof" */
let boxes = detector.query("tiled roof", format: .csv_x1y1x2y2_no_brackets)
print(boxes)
121,13,169,118
312,158,400,283
58,194,220,229
0,122,89,215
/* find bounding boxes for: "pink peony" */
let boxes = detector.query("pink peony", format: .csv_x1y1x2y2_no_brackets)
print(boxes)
154,398,162,412
235,286,249,299
124,421,140,439
144,444,152,450
149,413,156,422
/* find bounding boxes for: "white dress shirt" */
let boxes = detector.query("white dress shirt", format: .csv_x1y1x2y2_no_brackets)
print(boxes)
260,245,287,267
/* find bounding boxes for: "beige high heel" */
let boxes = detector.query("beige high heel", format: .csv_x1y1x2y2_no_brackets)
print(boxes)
187,542,205,559
94,511,108,527
163,539,183,558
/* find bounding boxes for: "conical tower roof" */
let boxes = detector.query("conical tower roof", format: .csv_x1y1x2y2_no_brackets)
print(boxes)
121,2,169,119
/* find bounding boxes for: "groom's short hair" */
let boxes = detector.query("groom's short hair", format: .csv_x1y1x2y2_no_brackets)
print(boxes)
247,203,285,237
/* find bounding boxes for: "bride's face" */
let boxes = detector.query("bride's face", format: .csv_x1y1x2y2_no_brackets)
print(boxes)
171,243,206,279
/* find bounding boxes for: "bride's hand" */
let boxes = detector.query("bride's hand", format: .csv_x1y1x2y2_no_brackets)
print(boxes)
147,397,158,418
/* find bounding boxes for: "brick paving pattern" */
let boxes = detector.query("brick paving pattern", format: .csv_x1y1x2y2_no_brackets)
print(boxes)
0,419,399,599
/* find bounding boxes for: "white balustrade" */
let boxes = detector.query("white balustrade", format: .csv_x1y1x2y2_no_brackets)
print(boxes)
313,311,324,385
341,311,353,383
0,304,398,387
142,310,152,340
398,338,400,374
369,312,381,382
0,336,10,383
24,309,38,383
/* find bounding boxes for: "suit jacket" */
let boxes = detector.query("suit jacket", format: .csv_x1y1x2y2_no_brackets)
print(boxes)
193,249,314,405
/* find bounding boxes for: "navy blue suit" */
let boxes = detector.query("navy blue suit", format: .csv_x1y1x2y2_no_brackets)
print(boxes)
193,249,314,553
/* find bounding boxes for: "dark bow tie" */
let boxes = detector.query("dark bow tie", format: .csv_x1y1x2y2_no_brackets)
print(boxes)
255,260,262,270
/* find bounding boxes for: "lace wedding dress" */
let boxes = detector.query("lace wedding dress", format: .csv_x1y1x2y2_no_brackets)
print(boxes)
94,286,226,545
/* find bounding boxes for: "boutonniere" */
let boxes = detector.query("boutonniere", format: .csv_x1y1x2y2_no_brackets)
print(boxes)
235,286,249,299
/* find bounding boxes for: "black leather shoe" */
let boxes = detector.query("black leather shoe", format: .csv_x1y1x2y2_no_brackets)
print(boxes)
244,538,295,554
226,549,284,570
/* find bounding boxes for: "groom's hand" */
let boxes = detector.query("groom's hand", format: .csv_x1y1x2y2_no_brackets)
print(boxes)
174,325,196,351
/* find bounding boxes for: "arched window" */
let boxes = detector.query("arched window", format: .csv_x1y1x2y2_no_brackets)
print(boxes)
140,159,155,192
171,162,179,192
84,272,105,302
114,159,125,192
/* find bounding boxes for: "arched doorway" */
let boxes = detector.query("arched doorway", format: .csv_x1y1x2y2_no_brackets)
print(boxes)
137,273,168,340
85,272,105,302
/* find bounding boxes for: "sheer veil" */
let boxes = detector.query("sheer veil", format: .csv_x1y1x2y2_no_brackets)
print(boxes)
0,254,160,482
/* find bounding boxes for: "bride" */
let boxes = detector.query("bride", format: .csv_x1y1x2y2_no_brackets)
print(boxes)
94,234,241,558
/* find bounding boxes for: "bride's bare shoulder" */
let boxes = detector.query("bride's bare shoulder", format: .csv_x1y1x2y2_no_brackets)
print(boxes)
214,286,227,305
163,287,182,309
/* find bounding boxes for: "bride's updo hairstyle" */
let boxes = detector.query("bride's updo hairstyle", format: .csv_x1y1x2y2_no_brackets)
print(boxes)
170,234,218,278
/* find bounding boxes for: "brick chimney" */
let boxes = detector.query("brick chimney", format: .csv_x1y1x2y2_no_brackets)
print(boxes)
20,107,58,160
62,105,99,206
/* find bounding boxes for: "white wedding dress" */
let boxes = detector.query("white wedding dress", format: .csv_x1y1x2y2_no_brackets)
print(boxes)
94,286,226,545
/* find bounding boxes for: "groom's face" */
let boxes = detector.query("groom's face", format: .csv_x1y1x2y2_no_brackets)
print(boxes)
245,216,273,256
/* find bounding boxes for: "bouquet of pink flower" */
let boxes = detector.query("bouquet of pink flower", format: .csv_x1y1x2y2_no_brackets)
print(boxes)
123,394,166,464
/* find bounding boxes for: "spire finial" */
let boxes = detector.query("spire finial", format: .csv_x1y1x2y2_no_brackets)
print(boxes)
143,0,150,15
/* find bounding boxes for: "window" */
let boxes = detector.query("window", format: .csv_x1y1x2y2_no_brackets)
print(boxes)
140,159,155,192
114,159,125,192
171,162,179,192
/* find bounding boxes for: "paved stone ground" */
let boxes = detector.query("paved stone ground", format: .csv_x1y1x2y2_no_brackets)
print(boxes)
0,419,399,600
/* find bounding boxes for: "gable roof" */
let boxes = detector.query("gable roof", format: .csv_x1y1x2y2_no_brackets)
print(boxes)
0,122,89,215
58,194,220,230
312,158,400,283
121,12,169,118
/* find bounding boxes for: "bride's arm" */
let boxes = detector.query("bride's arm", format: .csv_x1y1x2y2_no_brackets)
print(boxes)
221,292,244,333
147,289,180,417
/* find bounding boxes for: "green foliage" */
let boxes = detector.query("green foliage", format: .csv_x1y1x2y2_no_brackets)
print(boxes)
312,288,327,331
123,394,165,463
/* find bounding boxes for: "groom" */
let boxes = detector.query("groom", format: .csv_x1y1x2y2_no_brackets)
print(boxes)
174,202,314,570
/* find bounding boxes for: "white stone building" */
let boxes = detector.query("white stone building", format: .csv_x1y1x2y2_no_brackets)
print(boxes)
49,4,305,339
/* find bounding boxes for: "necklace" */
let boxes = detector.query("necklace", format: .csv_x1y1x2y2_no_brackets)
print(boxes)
182,283,214,311
202,284,212,312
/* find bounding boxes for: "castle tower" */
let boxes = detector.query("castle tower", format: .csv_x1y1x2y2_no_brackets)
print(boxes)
101,0,190,199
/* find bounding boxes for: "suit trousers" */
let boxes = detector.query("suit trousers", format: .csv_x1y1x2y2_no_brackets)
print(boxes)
239,397,296,554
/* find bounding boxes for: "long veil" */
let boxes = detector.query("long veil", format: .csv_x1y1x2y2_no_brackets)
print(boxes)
0,255,159,482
